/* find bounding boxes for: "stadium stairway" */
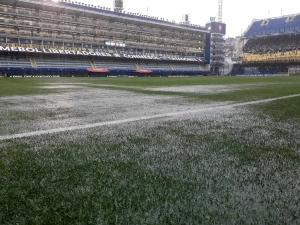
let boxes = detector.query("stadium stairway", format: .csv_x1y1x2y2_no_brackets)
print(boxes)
170,63,175,70
223,57,233,75
30,57,37,68
90,59,96,68
135,62,141,70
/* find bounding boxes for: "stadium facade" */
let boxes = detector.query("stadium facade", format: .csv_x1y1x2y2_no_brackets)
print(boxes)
0,0,226,77
230,14,300,76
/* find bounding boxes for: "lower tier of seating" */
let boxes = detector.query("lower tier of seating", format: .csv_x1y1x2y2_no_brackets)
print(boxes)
230,63,289,76
0,54,210,76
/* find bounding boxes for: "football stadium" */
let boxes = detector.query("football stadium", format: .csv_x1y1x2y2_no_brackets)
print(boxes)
1,0,300,224
0,0,227,77
231,14,300,75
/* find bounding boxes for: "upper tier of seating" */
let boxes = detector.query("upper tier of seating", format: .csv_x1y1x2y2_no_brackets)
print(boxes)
243,33,300,54
244,15,300,38
58,0,206,32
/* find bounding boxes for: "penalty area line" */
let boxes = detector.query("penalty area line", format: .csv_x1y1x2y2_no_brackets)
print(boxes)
1,93,300,141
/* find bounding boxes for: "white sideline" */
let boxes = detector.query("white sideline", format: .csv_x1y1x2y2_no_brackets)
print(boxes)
1,94,300,141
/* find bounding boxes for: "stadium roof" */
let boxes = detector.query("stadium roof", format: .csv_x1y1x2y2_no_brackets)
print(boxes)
244,14,300,38
4,0,209,34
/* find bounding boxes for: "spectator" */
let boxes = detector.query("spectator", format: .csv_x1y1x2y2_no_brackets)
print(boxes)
243,34,300,55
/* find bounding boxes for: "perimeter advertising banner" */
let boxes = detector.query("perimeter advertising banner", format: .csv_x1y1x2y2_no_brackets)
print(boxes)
0,45,198,62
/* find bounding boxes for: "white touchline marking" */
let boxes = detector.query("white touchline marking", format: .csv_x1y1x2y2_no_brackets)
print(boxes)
1,94,300,141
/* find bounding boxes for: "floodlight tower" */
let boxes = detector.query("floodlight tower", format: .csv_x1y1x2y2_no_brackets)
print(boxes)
182,14,191,25
218,0,223,22
113,0,124,12
207,0,226,75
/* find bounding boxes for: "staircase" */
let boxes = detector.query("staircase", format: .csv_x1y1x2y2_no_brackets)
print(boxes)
170,63,175,70
90,59,96,68
135,62,140,70
30,57,37,68
222,57,234,75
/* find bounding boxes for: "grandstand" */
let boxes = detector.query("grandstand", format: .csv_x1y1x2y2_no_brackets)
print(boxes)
0,0,219,77
230,14,300,76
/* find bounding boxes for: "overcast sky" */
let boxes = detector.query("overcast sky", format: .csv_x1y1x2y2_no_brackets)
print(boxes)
81,0,300,38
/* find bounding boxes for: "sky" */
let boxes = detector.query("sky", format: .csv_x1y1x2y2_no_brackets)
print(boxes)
77,0,300,38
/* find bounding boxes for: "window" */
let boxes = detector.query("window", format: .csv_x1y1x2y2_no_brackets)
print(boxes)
286,16,295,22
261,19,270,26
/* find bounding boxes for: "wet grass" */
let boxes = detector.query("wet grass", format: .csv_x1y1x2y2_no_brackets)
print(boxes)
251,95,300,122
61,76,300,105
1,113,299,224
68,76,300,87
99,82,300,103
1,76,300,97
0,108,73,122
0,78,58,97
0,76,300,224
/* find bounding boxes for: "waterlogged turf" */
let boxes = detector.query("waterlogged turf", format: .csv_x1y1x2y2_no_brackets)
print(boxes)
0,76,300,224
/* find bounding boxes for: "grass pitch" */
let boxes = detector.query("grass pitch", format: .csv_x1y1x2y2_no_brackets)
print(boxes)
0,76,300,224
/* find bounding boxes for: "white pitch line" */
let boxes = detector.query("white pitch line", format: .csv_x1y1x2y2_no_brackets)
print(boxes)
1,94,300,141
